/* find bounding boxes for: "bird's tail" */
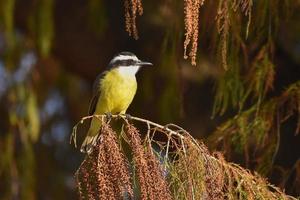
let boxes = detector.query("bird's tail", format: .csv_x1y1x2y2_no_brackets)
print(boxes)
80,134,99,154
80,118,101,154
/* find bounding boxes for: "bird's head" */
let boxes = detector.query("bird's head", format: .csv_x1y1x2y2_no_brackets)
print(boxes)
108,52,152,76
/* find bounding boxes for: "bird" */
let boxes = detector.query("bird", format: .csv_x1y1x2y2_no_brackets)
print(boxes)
81,51,153,153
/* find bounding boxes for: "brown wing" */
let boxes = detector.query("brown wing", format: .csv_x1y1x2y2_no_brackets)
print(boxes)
81,71,108,153
88,93,99,115
88,71,106,115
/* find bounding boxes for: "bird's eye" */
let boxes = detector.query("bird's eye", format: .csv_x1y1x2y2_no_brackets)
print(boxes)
114,59,136,66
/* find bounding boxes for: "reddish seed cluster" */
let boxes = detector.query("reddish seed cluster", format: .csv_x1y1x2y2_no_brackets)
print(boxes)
125,124,172,200
124,0,143,40
76,124,133,199
76,122,171,200
183,0,205,66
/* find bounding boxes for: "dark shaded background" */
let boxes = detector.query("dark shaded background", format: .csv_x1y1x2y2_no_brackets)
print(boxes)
0,0,300,199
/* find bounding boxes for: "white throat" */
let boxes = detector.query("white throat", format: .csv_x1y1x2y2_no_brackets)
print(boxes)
117,66,140,76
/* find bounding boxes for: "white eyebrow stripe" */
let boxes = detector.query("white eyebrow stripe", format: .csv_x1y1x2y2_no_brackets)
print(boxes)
111,55,139,63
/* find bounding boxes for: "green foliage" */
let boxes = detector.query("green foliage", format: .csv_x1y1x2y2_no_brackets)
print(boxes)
209,81,300,174
0,0,16,69
213,0,292,117
167,141,206,199
214,18,278,117
213,45,245,116
10,85,41,143
1,110,37,199
28,0,54,57
36,0,54,57
88,0,107,36
0,0,15,47
0,72,39,199
19,140,36,200
248,47,275,101
157,31,182,123
0,134,13,199
25,88,40,142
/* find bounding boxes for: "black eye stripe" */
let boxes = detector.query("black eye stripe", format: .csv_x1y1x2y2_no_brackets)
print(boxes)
110,59,137,67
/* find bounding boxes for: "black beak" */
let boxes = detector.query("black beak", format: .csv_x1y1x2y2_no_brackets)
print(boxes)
137,60,153,66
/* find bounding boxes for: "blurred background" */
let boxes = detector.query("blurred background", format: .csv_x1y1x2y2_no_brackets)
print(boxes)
0,0,300,199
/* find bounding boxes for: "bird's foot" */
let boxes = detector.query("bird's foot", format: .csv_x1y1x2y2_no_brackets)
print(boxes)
104,112,112,121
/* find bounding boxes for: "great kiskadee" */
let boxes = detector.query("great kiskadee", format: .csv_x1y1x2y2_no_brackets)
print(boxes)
81,52,152,153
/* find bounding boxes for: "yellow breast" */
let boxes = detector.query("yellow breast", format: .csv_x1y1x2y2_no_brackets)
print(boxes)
95,68,137,114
